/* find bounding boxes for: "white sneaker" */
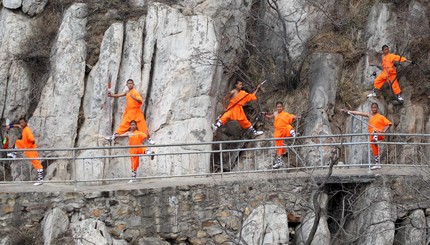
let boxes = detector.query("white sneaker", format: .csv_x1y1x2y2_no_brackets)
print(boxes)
147,138,155,145
253,130,263,137
272,157,283,169
370,164,381,170
145,149,155,160
367,91,376,97
397,95,404,102
7,152,16,158
107,133,117,141
212,124,218,133
33,180,44,186
128,178,136,183
273,162,283,169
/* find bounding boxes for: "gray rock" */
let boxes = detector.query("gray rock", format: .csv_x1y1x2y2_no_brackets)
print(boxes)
113,239,129,245
129,0,145,8
3,0,22,9
142,3,219,176
394,209,425,245
22,0,48,16
0,9,34,143
240,204,289,245
294,192,330,245
366,3,396,52
42,207,69,245
397,104,424,164
71,218,113,245
30,3,88,179
345,186,395,245
0,237,11,245
406,1,429,38
302,53,343,166
77,22,123,181
138,237,170,245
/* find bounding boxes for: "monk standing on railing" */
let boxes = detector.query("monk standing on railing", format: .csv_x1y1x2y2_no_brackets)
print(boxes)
263,101,300,169
108,79,154,145
6,117,44,185
342,103,392,170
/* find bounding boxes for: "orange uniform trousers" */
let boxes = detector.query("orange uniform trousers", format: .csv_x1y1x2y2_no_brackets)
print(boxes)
15,140,43,170
219,108,252,129
274,125,294,156
116,108,148,135
129,130,147,171
370,135,384,157
373,72,401,95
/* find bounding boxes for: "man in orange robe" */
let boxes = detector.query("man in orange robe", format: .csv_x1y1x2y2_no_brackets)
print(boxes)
342,103,392,170
7,117,44,183
368,45,413,102
108,79,153,144
118,120,154,182
263,101,299,169
212,80,263,137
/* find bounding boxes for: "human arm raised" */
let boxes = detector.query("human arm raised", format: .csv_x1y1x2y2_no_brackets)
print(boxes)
340,109,371,118
261,111,275,119
107,91,127,98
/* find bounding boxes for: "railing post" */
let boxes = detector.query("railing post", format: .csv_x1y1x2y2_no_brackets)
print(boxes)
367,133,371,171
319,137,323,166
219,142,223,176
73,148,77,188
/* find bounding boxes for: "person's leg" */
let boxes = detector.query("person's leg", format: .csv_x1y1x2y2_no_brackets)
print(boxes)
115,112,132,135
368,73,386,97
24,150,43,170
370,136,381,169
388,73,403,101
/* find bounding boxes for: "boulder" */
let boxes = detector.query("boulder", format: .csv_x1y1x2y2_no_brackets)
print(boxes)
71,219,113,245
138,237,170,245
294,192,330,245
141,3,219,175
22,0,48,16
344,186,395,244
302,53,343,166
240,204,289,244
76,22,123,181
3,0,22,9
30,3,88,180
396,104,425,164
394,209,426,245
42,207,69,245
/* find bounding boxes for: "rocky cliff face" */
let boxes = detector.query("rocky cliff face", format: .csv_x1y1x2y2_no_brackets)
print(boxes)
0,0,428,177
0,0,429,243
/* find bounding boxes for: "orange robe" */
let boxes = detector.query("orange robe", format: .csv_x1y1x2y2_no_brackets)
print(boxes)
373,53,407,95
116,88,148,134
368,113,392,156
274,111,296,156
219,90,256,129
129,130,147,171
15,126,43,170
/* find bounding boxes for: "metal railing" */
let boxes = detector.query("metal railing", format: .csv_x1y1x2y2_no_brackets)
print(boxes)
0,133,429,184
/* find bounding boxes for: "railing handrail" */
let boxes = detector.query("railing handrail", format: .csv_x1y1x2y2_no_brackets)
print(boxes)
1,132,429,153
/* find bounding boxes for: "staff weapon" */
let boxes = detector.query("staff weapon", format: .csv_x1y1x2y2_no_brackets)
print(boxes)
346,111,382,133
